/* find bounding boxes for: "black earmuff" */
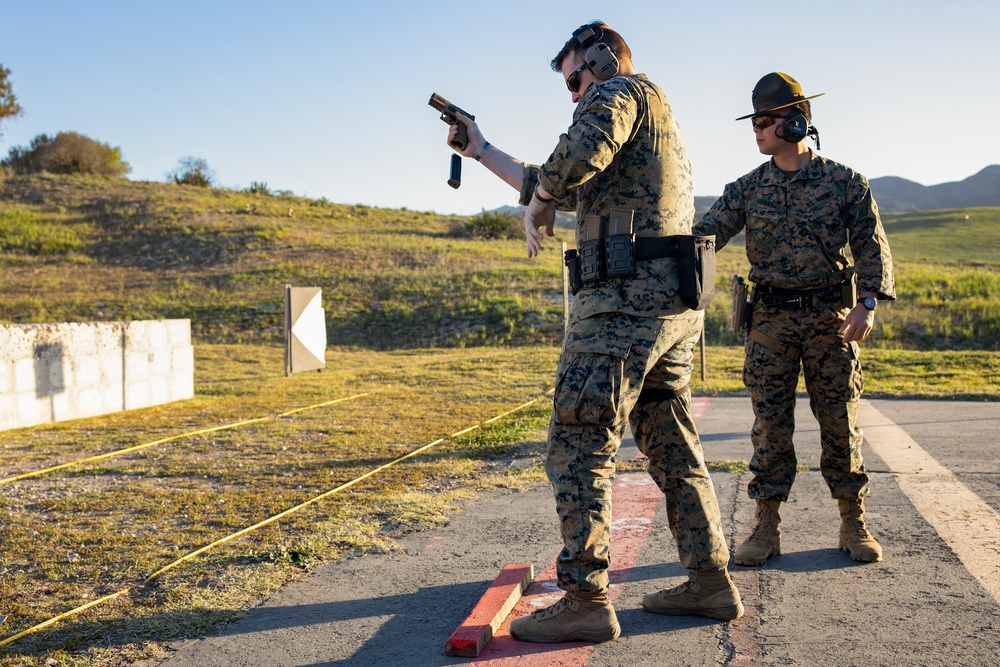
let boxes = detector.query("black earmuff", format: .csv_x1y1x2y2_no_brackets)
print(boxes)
571,25,620,81
776,113,809,143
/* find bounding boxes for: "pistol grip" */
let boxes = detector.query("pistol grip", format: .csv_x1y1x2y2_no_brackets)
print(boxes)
452,121,469,151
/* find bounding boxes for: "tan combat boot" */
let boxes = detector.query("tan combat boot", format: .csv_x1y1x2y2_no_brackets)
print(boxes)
509,591,620,644
838,497,884,562
642,569,744,621
734,499,782,566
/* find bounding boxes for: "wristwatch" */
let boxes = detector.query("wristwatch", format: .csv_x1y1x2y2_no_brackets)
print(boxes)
859,296,878,311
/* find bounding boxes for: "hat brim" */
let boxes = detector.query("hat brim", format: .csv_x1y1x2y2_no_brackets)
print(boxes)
735,92,825,121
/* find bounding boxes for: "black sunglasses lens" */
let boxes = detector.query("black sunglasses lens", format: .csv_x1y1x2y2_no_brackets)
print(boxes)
566,63,587,93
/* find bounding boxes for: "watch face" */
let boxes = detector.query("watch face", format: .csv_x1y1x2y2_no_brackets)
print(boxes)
861,297,877,310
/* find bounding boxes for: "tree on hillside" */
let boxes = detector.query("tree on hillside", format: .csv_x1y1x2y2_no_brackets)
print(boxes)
0,64,24,142
167,156,215,187
1,131,130,177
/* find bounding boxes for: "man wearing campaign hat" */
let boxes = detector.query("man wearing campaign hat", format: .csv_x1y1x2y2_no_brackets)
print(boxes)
695,73,896,566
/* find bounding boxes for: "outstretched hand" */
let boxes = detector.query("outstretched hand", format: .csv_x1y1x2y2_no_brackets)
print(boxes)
523,193,555,258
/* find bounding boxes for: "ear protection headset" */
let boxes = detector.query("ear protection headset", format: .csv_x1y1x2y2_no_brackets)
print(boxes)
775,111,822,149
570,25,619,80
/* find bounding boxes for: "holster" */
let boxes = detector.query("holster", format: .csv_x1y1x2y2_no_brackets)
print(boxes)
564,248,583,296
677,235,717,310
841,268,857,308
731,275,752,332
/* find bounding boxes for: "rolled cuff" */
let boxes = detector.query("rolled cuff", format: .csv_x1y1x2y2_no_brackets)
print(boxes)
518,164,542,206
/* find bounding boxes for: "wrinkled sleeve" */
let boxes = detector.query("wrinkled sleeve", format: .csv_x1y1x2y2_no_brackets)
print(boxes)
846,176,896,300
693,184,746,251
520,85,637,208
518,163,578,211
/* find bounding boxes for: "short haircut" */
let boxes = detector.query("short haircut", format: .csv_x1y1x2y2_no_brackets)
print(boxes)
789,101,812,123
551,21,632,72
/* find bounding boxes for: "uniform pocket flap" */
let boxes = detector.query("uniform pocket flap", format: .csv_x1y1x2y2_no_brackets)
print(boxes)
564,335,632,359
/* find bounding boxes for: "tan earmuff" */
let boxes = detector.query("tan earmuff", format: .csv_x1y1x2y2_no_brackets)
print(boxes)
572,25,619,81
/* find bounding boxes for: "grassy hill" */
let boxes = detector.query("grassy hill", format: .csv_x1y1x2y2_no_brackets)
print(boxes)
4,174,997,352
0,173,573,348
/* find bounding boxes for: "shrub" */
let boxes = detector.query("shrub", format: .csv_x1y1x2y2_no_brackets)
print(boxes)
168,156,215,187
247,181,271,195
1,132,130,177
0,63,23,140
456,209,523,240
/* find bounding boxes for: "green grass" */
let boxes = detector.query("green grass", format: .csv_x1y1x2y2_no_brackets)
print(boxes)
879,207,1000,266
695,346,999,400
701,207,1000,351
0,174,571,347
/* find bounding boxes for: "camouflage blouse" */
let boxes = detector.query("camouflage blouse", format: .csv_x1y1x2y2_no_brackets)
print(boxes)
519,74,698,318
695,153,896,299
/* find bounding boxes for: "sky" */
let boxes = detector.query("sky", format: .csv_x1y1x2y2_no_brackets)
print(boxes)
1,0,997,216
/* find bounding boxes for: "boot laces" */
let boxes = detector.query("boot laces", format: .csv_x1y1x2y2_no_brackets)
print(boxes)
850,520,872,539
658,579,695,598
844,507,872,538
530,597,572,619
748,513,778,541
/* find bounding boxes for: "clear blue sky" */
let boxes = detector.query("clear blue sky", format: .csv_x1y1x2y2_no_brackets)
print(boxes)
2,0,996,215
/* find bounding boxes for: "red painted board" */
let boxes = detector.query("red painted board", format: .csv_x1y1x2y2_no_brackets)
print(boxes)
445,563,535,657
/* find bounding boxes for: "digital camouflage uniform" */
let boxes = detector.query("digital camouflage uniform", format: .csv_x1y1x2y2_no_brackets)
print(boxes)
518,74,730,595
694,152,895,501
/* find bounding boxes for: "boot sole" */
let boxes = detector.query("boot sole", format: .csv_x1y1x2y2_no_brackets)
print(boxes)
642,602,744,621
839,543,883,563
511,623,621,644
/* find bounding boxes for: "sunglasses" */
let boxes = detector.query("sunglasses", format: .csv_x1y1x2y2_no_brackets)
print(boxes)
751,113,788,130
566,62,589,93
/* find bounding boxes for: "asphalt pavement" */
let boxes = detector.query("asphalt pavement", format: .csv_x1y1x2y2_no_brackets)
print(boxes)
146,397,1000,667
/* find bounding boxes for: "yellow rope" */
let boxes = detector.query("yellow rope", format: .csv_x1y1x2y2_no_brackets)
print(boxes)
0,390,552,648
0,393,370,486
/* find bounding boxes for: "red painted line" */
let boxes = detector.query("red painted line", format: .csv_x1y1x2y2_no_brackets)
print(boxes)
691,396,710,421
472,396,713,665
445,564,534,657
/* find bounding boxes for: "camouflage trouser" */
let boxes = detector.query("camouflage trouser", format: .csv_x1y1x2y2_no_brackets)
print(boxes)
547,310,730,595
744,303,869,501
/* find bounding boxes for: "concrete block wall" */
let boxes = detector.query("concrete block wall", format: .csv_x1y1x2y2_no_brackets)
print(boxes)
0,320,194,432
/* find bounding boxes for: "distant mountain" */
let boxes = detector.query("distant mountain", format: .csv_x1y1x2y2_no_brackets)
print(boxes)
869,165,1000,212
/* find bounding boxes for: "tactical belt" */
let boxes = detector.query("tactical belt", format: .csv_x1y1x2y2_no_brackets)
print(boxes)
634,237,685,260
754,284,843,309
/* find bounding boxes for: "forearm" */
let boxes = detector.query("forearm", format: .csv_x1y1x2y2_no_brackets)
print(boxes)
474,142,525,192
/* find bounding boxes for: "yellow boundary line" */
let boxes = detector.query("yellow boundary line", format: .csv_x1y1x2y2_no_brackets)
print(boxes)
0,390,552,649
0,393,371,487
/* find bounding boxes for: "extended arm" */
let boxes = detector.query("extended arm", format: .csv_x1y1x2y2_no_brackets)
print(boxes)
447,112,556,257
447,112,524,191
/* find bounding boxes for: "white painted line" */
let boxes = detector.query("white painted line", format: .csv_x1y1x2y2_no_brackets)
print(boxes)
860,400,1000,604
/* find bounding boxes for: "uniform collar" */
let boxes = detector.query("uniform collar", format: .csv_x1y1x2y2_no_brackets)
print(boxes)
761,149,825,185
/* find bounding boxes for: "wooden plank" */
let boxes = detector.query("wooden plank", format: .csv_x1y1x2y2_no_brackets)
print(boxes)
444,563,534,657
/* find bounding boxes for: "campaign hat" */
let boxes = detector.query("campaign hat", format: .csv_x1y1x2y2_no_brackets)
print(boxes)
735,72,825,120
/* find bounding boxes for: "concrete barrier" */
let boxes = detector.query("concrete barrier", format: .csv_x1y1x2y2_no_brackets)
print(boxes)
0,320,194,431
